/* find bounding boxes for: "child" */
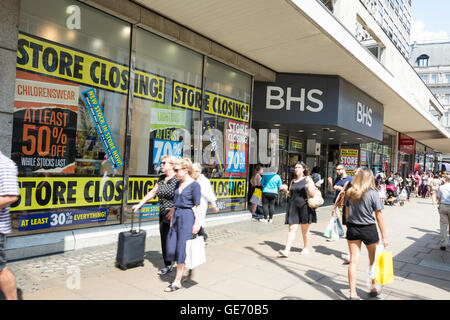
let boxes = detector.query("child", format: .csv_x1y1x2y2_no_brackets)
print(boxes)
376,177,386,205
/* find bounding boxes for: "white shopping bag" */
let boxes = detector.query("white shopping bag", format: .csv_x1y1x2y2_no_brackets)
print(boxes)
324,217,335,239
185,236,206,269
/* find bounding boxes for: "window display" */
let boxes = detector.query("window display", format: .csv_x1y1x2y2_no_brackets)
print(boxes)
10,0,130,234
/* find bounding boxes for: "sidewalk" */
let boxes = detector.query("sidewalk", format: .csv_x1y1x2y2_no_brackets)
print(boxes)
7,196,450,300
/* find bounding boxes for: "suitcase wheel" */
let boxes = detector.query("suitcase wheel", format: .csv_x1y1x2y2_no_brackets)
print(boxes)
116,263,128,271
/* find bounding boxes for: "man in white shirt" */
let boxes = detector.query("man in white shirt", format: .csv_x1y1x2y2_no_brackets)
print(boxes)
0,151,20,299
437,174,450,251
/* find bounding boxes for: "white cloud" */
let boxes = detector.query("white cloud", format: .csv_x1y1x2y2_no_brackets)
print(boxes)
410,19,449,43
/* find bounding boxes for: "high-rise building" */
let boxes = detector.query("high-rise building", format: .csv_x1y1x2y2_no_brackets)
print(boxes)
321,0,412,59
410,41,450,165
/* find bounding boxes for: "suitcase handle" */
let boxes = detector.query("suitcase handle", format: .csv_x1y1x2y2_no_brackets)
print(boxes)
130,207,143,234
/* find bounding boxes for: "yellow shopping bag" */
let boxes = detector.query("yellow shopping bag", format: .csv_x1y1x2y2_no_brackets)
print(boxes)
374,249,394,285
252,188,262,200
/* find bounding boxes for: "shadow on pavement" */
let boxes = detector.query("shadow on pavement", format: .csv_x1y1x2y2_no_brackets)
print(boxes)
393,228,450,295
245,246,350,300
261,241,302,253
312,245,348,262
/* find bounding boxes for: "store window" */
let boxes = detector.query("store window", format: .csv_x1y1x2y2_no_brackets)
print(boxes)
10,0,130,235
127,28,203,221
203,59,252,212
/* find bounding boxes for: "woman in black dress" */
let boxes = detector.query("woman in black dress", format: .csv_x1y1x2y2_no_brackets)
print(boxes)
278,161,317,257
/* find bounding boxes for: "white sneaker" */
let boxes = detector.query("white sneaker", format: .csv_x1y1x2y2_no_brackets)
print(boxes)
268,219,273,224
260,219,268,223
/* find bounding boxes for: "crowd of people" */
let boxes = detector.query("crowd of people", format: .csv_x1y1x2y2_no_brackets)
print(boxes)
249,162,450,299
374,170,446,205
0,148,448,299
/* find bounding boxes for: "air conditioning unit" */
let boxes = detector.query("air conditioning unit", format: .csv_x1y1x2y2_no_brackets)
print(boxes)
307,139,321,156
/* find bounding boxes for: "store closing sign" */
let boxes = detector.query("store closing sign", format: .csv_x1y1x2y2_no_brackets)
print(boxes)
16,32,165,102
11,176,247,212
339,148,359,176
11,176,159,212
225,120,248,175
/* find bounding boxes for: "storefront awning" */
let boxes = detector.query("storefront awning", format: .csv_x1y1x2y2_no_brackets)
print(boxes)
135,0,450,153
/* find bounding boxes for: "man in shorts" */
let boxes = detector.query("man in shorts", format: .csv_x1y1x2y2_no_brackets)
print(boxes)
0,151,20,299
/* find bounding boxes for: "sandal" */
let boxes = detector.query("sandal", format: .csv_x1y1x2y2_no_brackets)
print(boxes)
164,283,182,292
157,266,173,275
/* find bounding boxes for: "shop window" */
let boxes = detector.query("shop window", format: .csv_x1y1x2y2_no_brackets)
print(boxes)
203,59,252,212
11,0,130,235
126,28,203,221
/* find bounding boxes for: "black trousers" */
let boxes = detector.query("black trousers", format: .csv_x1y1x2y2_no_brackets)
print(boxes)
262,193,278,220
159,219,172,267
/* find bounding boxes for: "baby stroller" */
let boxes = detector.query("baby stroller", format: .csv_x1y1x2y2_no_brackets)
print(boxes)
385,183,398,206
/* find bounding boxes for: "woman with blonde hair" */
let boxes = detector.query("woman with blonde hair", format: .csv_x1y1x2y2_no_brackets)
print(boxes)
164,158,201,292
345,167,388,300
132,155,178,275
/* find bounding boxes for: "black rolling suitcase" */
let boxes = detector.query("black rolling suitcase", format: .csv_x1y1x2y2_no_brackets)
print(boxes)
115,208,146,270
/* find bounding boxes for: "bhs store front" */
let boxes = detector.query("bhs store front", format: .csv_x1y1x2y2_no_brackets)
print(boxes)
252,73,384,195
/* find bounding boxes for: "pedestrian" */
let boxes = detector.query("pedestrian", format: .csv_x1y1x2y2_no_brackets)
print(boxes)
414,171,420,197
437,174,450,251
429,173,441,205
0,151,20,300
376,177,386,205
191,162,220,242
311,166,323,187
405,173,414,202
249,165,263,219
420,172,428,198
333,180,353,263
260,169,283,223
327,164,353,226
394,173,403,192
344,167,388,300
164,158,201,292
278,161,317,257
132,155,179,276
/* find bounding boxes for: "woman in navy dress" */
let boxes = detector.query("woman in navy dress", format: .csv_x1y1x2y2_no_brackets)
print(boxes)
164,158,201,292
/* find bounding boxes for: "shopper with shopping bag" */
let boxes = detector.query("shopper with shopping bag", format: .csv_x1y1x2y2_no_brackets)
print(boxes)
164,158,201,292
344,167,389,300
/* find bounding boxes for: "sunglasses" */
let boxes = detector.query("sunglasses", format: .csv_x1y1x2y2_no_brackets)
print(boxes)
174,168,185,172
160,161,166,165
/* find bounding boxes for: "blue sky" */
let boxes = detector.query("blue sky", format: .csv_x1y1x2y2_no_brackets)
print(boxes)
411,0,450,42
